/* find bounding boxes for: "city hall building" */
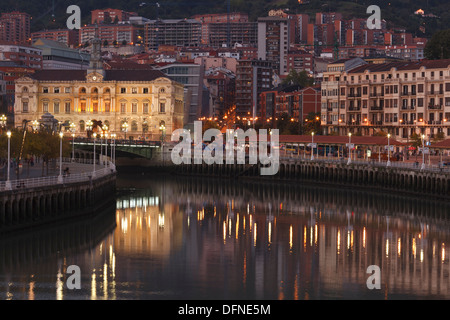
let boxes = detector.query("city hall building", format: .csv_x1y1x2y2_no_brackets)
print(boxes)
13,32,185,140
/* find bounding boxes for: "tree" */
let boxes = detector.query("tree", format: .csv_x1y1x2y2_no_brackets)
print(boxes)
432,131,445,143
282,69,314,87
424,29,450,60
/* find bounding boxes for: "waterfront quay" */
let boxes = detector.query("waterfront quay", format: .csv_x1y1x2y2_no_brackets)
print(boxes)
170,155,450,199
0,159,116,233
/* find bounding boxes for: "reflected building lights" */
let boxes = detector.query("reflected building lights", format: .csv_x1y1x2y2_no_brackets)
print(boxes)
253,223,257,247
398,238,401,257
56,267,63,300
289,225,293,250
91,269,97,300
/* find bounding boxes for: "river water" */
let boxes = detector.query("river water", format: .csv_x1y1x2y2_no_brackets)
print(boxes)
1,172,450,300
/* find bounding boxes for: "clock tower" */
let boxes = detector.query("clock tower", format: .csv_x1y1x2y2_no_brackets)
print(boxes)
87,24,105,81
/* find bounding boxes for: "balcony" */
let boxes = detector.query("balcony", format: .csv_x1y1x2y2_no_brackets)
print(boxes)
347,120,361,125
428,105,442,110
400,120,415,125
348,106,361,111
370,106,383,111
401,105,415,111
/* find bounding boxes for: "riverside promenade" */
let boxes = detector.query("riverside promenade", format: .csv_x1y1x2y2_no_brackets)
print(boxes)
0,159,116,233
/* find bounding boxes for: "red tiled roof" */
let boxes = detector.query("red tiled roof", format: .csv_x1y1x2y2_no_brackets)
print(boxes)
431,139,450,149
28,69,167,82
348,59,450,73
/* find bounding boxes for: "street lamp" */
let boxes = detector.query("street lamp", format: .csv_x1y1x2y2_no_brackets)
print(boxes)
5,130,11,190
160,124,166,162
347,132,352,165
70,122,76,162
122,121,128,140
32,119,39,132
111,133,116,166
58,131,64,184
0,114,7,133
100,132,104,166
102,125,109,166
86,120,93,138
93,132,97,177
421,134,426,170
387,133,391,167
310,131,315,161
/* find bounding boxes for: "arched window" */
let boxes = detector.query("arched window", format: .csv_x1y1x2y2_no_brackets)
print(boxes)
79,87,86,94
23,87,28,93
131,120,138,132
79,120,85,132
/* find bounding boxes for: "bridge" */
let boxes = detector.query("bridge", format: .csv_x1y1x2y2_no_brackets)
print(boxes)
72,138,162,159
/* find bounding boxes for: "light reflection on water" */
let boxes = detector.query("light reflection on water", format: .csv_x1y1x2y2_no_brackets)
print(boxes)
1,174,450,300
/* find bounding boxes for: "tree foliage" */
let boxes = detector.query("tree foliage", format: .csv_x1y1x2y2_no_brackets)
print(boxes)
424,29,450,60
282,70,314,88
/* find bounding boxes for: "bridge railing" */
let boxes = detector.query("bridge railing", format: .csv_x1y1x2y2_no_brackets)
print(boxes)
0,161,116,192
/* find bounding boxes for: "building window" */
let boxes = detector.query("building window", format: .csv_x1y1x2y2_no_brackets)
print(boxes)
121,88,126,94
159,103,165,113
143,88,149,94
43,87,48,93
143,103,149,114
80,101,86,113
23,102,28,112
54,102,60,114
65,102,71,114
65,87,71,93
132,103,137,113
54,87,60,93
131,121,138,132
43,102,49,112
132,88,138,94
121,103,126,113
105,102,110,113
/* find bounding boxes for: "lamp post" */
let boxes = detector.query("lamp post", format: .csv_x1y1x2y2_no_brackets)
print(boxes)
111,133,116,166
100,132,103,166
347,132,352,165
310,131,315,161
122,121,128,140
102,125,109,167
160,124,166,162
421,134,426,170
86,120,93,138
0,114,6,134
32,119,39,132
70,122,76,162
387,133,391,167
93,132,97,177
58,131,64,184
5,130,11,190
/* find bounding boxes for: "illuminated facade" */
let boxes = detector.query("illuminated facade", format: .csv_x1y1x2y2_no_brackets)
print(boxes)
14,30,185,139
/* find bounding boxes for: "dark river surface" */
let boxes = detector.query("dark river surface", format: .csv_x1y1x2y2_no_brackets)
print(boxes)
1,172,450,300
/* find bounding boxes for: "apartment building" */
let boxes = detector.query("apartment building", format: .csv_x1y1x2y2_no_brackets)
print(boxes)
235,59,273,118
80,24,138,45
0,12,30,44
321,59,450,142
0,42,42,69
257,17,289,76
144,19,202,51
91,8,137,24
31,29,79,47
